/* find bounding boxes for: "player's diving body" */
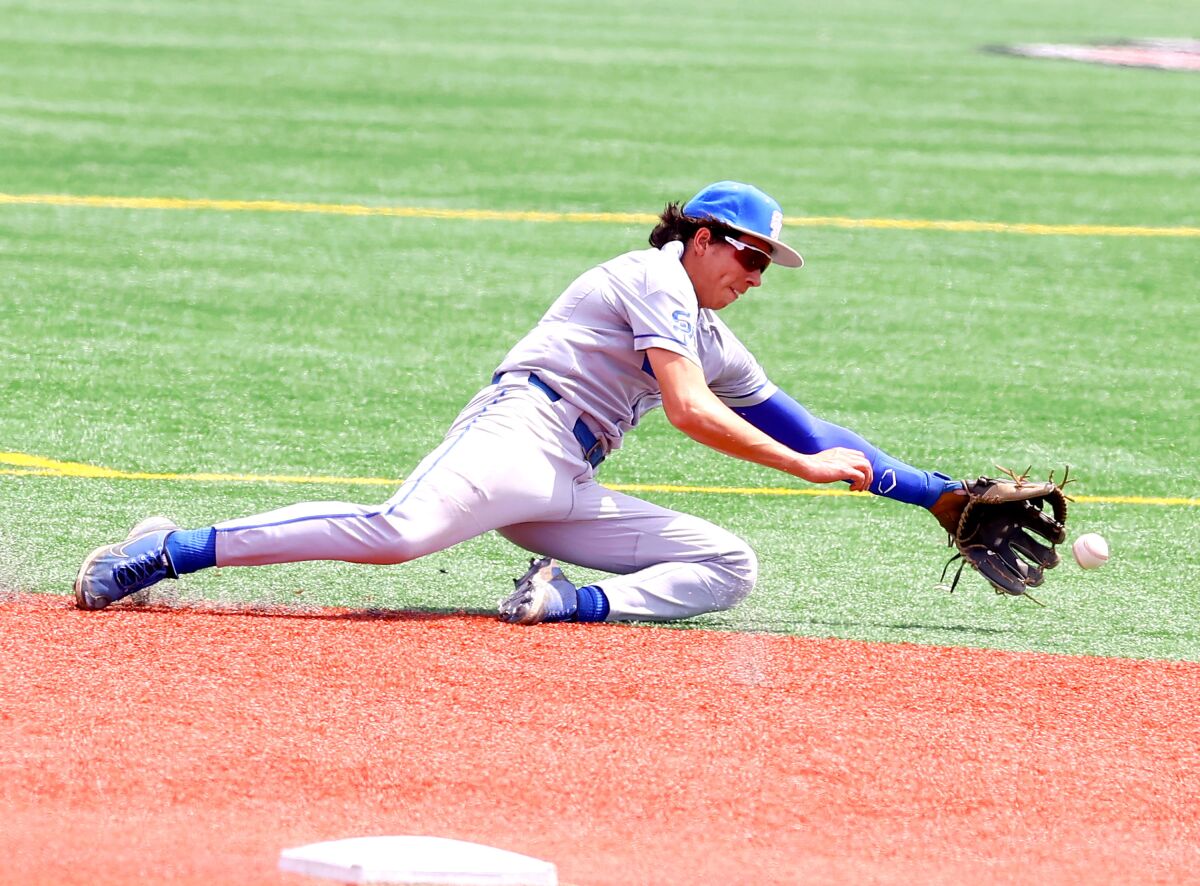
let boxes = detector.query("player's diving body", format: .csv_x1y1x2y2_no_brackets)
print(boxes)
74,182,968,624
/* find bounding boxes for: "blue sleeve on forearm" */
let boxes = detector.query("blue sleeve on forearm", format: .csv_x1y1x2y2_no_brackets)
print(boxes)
733,389,956,508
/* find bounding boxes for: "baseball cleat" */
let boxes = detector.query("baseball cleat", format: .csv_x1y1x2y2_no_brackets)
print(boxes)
74,516,180,610
498,556,579,625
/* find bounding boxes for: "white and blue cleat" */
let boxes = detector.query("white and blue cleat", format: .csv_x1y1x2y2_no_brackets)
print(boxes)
74,516,180,610
498,556,579,624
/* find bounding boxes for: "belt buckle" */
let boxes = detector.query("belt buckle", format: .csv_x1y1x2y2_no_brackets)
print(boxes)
583,439,605,466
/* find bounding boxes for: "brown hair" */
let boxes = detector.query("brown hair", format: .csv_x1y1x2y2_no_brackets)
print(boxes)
648,202,737,249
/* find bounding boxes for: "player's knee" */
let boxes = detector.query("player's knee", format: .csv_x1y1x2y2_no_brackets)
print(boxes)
353,511,437,565
711,539,758,611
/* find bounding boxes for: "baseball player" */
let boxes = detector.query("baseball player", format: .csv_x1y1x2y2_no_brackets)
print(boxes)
75,181,972,623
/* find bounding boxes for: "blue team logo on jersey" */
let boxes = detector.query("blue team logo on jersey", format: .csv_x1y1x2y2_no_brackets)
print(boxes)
671,309,695,341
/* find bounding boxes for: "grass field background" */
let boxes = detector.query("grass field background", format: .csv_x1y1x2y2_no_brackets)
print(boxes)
1,0,1197,660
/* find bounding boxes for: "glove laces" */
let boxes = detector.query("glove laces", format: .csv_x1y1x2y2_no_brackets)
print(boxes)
936,549,1043,606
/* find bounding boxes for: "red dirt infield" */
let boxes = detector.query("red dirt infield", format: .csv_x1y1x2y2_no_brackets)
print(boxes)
1,592,1197,885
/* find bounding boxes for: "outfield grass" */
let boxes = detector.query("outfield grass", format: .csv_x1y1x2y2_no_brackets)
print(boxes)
1,0,1197,660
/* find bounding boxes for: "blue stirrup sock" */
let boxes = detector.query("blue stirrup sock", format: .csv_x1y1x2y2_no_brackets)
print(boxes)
535,582,608,622
164,527,218,575
575,585,610,622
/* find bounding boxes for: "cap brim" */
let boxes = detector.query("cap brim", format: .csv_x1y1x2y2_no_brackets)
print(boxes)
727,222,804,268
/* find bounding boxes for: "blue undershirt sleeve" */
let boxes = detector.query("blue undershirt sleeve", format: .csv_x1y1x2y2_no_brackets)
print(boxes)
732,389,959,508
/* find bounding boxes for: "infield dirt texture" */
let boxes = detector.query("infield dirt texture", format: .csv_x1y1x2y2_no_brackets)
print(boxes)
1,0,1198,883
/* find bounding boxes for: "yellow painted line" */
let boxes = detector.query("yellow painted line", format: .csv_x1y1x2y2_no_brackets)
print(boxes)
788,215,1200,238
612,482,861,498
0,192,654,226
1070,493,1199,507
2,452,1196,507
1,192,1197,238
0,452,395,487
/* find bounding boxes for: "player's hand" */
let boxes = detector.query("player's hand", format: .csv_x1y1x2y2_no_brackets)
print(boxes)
928,486,968,535
797,447,873,492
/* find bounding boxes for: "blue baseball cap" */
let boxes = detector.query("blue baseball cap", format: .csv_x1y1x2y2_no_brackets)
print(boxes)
682,181,804,268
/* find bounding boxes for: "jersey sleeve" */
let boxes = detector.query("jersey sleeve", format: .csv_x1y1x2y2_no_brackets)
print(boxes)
704,317,778,407
620,249,702,366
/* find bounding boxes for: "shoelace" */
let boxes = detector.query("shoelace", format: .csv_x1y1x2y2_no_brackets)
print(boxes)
113,551,164,589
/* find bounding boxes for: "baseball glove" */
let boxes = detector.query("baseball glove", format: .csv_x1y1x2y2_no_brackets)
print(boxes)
938,466,1072,604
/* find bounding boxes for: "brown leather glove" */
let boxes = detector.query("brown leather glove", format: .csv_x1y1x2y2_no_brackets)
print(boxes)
936,468,1071,602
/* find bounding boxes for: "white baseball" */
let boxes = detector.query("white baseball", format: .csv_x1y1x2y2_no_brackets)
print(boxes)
1072,533,1110,569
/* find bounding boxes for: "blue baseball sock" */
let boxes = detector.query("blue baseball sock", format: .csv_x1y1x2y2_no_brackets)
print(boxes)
575,585,610,622
164,527,217,575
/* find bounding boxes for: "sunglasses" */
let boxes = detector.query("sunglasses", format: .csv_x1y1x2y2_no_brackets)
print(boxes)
723,236,772,274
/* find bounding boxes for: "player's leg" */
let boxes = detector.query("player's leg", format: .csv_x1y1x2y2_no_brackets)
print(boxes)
75,386,582,609
213,423,536,568
498,481,758,623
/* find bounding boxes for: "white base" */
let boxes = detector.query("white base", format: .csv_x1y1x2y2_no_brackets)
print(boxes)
278,836,557,886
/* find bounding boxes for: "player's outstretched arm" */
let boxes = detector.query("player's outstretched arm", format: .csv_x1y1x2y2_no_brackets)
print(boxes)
731,386,963,516
646,348,873,491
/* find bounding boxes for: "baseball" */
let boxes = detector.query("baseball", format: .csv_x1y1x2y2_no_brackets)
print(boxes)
1072,533,1110,569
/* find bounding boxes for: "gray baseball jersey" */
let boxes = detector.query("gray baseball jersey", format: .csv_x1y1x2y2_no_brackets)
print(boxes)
494,241,778,452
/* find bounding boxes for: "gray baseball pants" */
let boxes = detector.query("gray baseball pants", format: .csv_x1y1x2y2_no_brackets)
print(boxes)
214,379,757,621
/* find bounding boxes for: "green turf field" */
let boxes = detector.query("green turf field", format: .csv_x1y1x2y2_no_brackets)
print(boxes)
1,0,1197,660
